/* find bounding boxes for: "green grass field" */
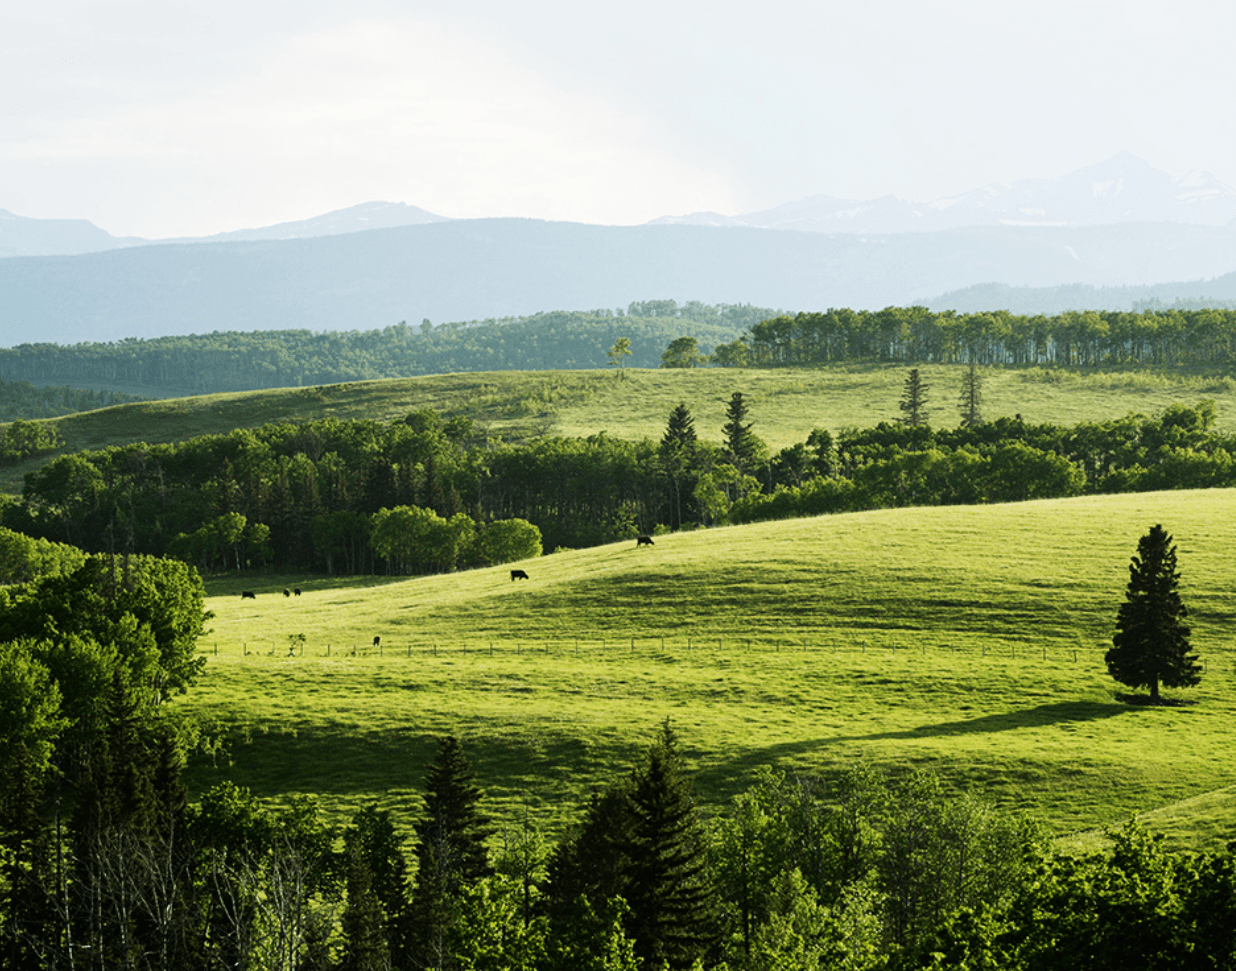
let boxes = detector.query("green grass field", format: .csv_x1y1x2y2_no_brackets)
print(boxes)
4,363,1235,494
184,488,1236,851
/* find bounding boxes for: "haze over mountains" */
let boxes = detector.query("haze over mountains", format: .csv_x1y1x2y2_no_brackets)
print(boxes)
3,153,1236,347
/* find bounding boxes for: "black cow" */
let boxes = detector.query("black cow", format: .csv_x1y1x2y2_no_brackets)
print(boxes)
283,588,291,597
241,590,257,600
373,636,381,648
293,588,302,596
510,569,530,581
636,534,655,547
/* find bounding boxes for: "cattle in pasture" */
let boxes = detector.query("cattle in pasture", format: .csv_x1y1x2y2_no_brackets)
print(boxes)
510,569,530,581
373,636,381,648
241,590,257,600
283,588,291,597
636,534,655,547
294,588,301,596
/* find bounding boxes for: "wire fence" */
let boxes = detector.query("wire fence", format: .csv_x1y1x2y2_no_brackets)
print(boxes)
204,635,1096,664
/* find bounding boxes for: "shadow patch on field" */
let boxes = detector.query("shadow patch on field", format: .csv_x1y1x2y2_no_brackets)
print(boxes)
184,724,631,811
833,700,1128,743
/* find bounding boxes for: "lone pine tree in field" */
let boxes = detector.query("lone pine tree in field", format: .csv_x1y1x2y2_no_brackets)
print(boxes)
1105,524,1201,704
958,362,984,427
898,369,930,427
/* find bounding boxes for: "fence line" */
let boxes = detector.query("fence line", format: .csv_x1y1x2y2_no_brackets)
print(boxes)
216,637,1087,663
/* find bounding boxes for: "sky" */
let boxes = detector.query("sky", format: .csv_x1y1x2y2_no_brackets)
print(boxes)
3,0,1235,239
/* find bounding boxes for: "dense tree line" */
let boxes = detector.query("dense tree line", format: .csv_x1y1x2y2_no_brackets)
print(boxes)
0,302,773,397
0,378,145,422
712,306,1236,368
2,399,1233,574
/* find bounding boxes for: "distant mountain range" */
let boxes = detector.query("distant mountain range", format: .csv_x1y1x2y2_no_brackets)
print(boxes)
3,153,1236,347
652,152,1236,234
0,201,448,258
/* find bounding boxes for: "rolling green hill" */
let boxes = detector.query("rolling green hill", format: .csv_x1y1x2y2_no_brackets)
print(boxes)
4,363,1235,495
184,488,1236,851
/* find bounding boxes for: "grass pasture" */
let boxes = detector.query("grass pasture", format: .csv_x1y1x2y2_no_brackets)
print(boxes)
187,488,1236,850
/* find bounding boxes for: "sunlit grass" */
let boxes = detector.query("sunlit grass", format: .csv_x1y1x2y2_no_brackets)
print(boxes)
186,489,1236,850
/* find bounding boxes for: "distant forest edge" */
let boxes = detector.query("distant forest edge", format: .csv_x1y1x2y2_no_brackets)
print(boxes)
4,302,1236,400
0,378,146,421
0,301,773,397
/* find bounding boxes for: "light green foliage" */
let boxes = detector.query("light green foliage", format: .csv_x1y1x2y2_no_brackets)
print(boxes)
607,337,633,378
370,505,474,574
0,418,61,462
477,519,543,566
0,525,85,583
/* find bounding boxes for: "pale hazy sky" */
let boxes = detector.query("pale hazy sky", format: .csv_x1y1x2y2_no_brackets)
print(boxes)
3,0,1234,238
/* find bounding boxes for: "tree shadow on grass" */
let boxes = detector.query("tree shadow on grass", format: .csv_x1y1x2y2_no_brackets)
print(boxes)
829,699,1131,744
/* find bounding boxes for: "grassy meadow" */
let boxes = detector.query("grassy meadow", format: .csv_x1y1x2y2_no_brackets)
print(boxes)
4,363,1236,494
185,488,1236,852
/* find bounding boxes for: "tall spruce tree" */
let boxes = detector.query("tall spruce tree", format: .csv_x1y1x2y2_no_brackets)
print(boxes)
898,369,930,427
408,735,492,969
722,392,760,474
660,404,699,531
1106,525,1200,703
621,720,719,970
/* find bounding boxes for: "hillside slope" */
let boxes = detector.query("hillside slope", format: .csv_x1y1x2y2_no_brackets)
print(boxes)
188,490,1236,848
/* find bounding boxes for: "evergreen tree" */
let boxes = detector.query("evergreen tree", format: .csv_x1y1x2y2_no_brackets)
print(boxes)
408,735,492,969
1106,524,1201,703
342,804,411,970
659,404,699,531
722,392,761,475
898,369,930,427
958,362,984,428
621,720,719,970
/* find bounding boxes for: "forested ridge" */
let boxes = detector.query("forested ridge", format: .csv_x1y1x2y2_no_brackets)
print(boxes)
3,396,1231,577
0,301,771,396
7,303,1236,403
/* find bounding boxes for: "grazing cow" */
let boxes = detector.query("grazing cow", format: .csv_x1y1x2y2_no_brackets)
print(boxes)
283,588,291,597
510,569,529,581
373,635,381,648
241,590,257,600
636,534,655,547
293,588,302,596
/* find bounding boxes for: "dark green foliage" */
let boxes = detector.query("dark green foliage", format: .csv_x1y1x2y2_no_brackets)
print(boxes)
898,368,930,427
0,379,146,422
620,721,720,969
660,403,700,531
722,391,762,475
0,302,771,396
341,804,412,970
409,736,493,968
1106,524,1201,703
